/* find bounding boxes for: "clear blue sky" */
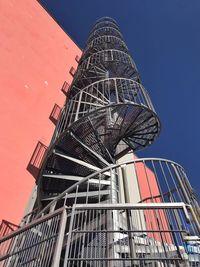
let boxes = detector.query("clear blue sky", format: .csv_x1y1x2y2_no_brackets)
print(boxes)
39,0,200,194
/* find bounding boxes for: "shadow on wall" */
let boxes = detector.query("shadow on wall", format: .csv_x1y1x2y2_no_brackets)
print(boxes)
26,141,47,179
0,220,19,238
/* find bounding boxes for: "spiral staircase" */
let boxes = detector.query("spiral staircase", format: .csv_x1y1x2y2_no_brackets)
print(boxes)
37,16,160,209
0,17,199,267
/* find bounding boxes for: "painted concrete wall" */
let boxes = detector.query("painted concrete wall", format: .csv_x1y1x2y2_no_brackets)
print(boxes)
134,159,172,243
117,153,147,232
118,153,171,243
0,0,81,224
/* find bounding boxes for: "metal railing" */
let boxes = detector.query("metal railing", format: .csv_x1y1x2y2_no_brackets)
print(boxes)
94,17,118,26
64,203,193,266
82,35,129,61
0,208,66,267
92,20,119,31
87,27,123,44
2,156,200,266
0,221,18,238
34,158,200,237
1,203,199,266
52,78,157,143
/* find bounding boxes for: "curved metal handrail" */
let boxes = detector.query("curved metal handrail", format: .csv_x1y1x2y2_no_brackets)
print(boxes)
82,35,129,61
78,49,135,69
94,17,118,26
69,77,153,105
87,26,123,43
92,20,119,32
53,78,159,142
72,49,139,90
89,35,128,49
35,157,184,218
49,102,160,149
90,35,128,48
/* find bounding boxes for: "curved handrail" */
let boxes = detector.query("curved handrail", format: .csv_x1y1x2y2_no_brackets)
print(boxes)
91,21,119,33
53,78,158,140
38,102,160,202
35,157,184,219
53,101,160,145
76,49,135,71
82,35,129,59
68,78,151,102
94,17,118,25
87,26,123,43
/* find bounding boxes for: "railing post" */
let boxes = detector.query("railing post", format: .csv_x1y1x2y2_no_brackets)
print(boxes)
51,208,67,267
121,166,137,266
75,90,83,122
63,206,76,267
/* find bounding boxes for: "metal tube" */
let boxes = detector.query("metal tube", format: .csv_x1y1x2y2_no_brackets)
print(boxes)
51,209,67,266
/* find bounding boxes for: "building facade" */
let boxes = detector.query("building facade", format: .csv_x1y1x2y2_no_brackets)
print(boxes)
0,16,199,266
0,0,81,224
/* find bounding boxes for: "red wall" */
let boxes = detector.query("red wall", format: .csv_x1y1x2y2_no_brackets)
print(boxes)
0,0,81,224
135,161,172,243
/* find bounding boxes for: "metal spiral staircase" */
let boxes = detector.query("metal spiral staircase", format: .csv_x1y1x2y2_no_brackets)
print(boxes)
37,16,160,209
0,17,199,267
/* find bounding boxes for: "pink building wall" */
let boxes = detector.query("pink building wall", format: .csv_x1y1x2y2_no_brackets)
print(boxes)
0,0,81,224
135,161,172,243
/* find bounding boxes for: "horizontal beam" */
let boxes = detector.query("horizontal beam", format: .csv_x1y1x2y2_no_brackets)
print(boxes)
42,190,110,201
66,257,182,261
53,150,111,176
74,202,188,209
74,202,190,221
74,202,191,223
43,174,110,185
0,207,65,243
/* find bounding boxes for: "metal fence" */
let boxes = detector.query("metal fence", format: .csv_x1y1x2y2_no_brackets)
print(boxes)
63,203,199,267
36,158,200,234
0,208,66,267
0,221,18,239
0,203,199,266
